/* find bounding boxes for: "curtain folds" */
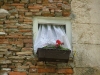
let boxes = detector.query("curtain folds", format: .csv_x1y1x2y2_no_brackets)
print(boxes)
34,24,71,54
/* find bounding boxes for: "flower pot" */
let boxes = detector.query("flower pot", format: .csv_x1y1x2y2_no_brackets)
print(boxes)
37,48,71,62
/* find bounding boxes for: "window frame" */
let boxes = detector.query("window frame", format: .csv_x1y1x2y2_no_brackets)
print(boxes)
33,17,72,49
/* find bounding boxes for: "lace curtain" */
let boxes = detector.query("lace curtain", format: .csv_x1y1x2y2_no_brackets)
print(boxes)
34,24,72,54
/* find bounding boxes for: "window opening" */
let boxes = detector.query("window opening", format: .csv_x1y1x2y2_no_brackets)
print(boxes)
33,17,72,55
34,23,71,54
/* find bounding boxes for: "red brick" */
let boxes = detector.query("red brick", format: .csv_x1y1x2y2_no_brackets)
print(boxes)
57,3,62,7
24,19,32,22
38,68,56,73
30,9,40,13
9,72,27,75
25,43,33,48
54,0,62,3
0,15,6,19
0,21,4,24
18,11,25,15
23,39,33,43
29,73,40,75
11,3,24,6
5,25,18,28
28,4,43,9
16,6,24,9
0,39,8,44
57,68,73,74
23,22,33,24
6,35,26,39
25,12,33,17
15,41,24,47
18,24,32,29
17,8,28,12
18,19,24,23
19,29,32,32
22,48,33,51
1,5,11,10
62,11,70,17
43,0,49,4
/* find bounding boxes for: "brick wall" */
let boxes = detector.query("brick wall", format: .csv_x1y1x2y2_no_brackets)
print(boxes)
0,0,73,75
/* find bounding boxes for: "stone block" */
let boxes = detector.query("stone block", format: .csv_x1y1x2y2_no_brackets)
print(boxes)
71,0,90,23
72,23,100,44
8,56,25,59
29,68,37,73
55,11,62,17
0,49,8,52
37,0,42,4
13,0,20,3
29,0,36,3
12,60,24,63
0,60,11,64
2,68,11,71
1,64,8,68
57,68,73,74
16,51,33,55
74,67,100,75
0,2,3,6
21,0,29,3
0,71,8,75
88,0,100,24
18,24,32,28
73,44,100,67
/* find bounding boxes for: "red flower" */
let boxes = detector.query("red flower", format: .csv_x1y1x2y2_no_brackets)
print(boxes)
56,40,62,45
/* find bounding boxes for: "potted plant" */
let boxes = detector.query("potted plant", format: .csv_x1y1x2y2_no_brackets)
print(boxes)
37,40,71,62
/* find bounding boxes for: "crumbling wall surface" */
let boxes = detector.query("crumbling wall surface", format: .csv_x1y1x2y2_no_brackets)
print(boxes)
0,0,73,75
71,0,100,75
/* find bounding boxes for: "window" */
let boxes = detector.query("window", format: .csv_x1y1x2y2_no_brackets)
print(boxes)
33,17,72,54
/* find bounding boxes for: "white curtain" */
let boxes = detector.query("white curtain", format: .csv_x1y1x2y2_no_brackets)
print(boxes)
34,24,72,54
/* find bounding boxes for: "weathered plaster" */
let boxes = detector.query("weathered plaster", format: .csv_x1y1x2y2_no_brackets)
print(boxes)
71,0,100,74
